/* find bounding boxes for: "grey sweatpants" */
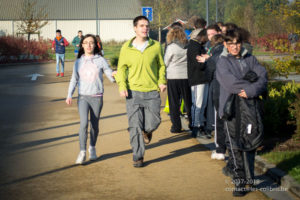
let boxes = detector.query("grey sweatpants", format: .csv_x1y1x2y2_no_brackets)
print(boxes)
78,95,103,151
126,90,161,161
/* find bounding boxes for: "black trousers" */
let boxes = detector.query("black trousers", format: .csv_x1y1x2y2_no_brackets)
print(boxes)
215,112,227,153
205,82,215,132
167,79,192,131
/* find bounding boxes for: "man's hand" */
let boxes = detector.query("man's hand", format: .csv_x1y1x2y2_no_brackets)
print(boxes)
66,98,72,105
60,42,64,46
120,90,128,97
159,84,167,92
51,47,54,53
238,90,248,98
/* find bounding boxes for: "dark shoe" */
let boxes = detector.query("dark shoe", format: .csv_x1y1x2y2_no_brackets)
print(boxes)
143,132,152,144
222,166,234,179
205,130,212,139
191,127,199,138
232,186,246,197
133,159,144,168
197,129,207,139
170,128,182,133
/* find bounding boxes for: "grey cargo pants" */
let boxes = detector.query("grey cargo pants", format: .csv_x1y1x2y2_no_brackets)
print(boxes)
126,90,161,161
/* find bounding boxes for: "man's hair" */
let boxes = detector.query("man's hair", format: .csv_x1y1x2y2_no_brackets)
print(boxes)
224,29,242,43
224,23,238,32
194,18,207,29
238,27,251,43
206,24,221,32
216,21,224,27
56,29,61,33
78,30,82,33
133,16,149,26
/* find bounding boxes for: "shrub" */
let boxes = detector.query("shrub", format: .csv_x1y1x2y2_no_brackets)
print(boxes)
110,55,119,70
254,34,290,53
0,36,50,64
290,93,300,141
264,81,300,138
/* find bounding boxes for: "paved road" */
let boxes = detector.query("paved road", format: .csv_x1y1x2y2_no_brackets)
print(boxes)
0,62,271,200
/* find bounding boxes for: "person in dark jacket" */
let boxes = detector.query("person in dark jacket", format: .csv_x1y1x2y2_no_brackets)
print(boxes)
205,34,227,161
187,29,209,138
216,29,267,197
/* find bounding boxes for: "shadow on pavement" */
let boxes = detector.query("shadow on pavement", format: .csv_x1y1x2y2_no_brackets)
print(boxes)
0,133,204,187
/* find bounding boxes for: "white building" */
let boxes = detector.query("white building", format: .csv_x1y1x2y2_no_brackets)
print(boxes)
0,0,141,42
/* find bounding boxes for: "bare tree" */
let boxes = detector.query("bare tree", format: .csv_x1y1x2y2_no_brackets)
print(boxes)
17,0,48,40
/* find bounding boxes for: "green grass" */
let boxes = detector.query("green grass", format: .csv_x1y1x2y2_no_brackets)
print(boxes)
261,151,300,184
49,44,122,62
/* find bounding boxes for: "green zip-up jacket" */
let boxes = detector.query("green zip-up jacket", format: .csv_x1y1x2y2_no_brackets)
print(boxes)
116,37,166,92
72,36,81,51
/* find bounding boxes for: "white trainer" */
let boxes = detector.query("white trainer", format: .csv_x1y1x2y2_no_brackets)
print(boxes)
89,146,97,161
211,150,225,160
75,151,86,164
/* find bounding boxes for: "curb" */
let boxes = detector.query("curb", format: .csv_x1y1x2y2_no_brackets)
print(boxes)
255,156,300,198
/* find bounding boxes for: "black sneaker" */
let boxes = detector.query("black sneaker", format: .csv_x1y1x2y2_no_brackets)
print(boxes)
197,129,207,139
205,130,212,139
170,127,182,133
232,186,247,197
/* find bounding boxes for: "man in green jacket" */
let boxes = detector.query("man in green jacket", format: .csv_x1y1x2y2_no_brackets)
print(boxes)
72,30,82,58
115,16,166,168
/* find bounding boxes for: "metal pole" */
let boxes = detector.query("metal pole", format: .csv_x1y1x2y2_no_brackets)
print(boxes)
216,0,218,22
206,0,209,25
96,0,99,35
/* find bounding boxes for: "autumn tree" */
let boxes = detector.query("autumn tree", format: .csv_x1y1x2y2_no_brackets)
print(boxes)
17,0,48,40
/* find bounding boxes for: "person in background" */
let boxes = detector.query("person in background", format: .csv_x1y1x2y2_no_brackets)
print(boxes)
96,35,104,56
164,27,192,133
187,29,210,138
189,17,207,40
66,34,115,165
72,30,83,58
52,29,69,77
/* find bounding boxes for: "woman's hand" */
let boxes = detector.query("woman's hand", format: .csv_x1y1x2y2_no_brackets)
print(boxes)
66,98,72,105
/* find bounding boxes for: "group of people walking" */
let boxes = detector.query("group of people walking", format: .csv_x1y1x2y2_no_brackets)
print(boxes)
63,15,267,197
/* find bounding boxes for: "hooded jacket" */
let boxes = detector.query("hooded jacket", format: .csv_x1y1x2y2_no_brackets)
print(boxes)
67,54,114,98
216,47,267,118
164,41,188,79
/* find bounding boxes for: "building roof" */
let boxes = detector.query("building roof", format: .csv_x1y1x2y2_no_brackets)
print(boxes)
0,0,141,20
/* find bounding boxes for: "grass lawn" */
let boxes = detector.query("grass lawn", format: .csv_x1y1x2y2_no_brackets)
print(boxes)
49,44,122,62
261,150,300,184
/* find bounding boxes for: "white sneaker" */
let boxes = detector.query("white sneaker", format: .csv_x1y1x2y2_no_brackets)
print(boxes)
211,150,225,160
89,146,97,161
75,151,86,164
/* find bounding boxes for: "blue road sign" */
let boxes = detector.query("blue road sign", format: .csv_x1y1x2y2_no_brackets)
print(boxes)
142,7,153,22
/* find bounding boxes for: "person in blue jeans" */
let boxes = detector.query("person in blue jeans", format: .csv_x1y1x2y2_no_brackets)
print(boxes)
52,29,69,77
